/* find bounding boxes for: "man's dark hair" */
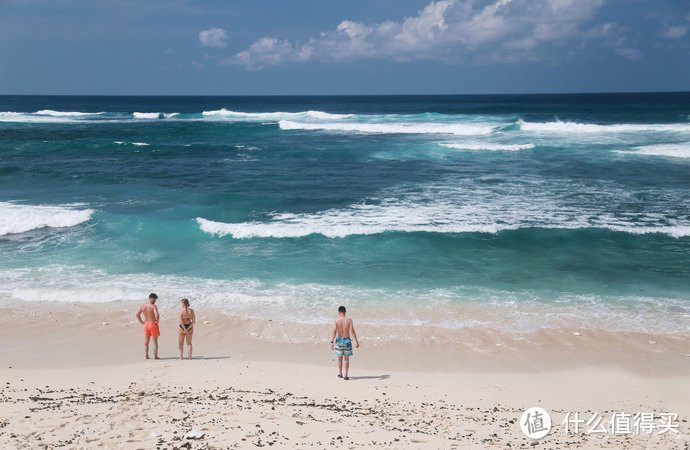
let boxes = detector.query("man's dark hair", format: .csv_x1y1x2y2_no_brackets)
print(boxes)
149,293,158,299
338,306,346,313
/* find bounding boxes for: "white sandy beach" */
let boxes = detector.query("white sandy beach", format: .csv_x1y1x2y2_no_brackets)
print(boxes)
0,300,689,449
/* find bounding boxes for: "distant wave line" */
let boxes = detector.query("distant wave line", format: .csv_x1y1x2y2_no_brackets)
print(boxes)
196,217,690,239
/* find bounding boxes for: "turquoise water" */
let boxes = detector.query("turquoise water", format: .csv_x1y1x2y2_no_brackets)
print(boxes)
1,94,689,331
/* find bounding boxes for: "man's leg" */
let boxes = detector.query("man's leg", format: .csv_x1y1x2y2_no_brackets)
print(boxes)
153,337,159,359
344,356,350,379
145,335,151,359
337,355,343,377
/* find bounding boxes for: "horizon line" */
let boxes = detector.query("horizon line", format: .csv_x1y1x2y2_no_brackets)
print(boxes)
1,90,689,97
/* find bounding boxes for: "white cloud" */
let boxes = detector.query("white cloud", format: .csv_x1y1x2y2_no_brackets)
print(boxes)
199,27,228,49
661,25,688,39
615,47,642,60
233,37,298,67
227,0,607,69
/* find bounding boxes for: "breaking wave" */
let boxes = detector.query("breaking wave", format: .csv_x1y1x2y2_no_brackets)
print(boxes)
201,109,352,121
197,216,690,239
0,112,79,123
616,143,690,159
132,112,179,119
0,202,94,236
278,120,495,135
196,184,690,240
35,110,104,117
517,119,690,133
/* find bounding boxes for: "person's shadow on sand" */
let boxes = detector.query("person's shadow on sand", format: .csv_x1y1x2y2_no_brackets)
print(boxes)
347,374,390,381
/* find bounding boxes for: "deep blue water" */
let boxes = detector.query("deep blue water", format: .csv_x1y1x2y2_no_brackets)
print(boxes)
1,94,689,330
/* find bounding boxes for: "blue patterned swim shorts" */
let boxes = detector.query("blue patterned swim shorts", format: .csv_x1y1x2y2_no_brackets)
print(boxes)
334,337,353,357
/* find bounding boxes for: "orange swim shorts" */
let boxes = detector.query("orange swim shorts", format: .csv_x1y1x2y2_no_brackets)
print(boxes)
144,322,160,338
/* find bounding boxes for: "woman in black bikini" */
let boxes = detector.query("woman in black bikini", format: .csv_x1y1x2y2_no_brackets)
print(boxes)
178,298,196,360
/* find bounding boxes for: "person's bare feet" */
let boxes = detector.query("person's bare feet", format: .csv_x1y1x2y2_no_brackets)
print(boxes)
154,356,160,360
146,355,150,360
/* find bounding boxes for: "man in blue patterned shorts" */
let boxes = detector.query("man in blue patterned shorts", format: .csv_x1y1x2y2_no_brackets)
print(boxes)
330,305,360,380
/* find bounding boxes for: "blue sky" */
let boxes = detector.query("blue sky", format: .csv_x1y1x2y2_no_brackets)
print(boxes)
1,0,689,95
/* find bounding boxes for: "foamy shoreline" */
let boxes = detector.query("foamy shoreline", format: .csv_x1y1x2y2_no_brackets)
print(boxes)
1,299,689,373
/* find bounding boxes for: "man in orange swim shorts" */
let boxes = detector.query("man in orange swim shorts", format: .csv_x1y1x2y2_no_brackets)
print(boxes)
136,293,161,360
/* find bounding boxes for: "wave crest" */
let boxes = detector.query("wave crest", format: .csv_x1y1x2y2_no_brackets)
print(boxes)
0,112,79,123
35,110,103,117
201,109,352,121
133,112,163,119
517,119,690,133
616,143,690,159
0,202,94,236
279,120,495,135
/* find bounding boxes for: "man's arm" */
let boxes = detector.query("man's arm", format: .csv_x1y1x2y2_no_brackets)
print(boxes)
154,305,160,323
330,322,337,350
136,305,144,325
350,320,359,348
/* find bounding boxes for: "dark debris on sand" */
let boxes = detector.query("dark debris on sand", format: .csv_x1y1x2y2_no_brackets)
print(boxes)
0,381,687,449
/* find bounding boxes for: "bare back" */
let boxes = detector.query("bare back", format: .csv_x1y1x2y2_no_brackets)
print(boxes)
139,303,159,323
180,307,194,324
334,317,353,339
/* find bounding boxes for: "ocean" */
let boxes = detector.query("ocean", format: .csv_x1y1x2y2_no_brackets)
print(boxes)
1,93,688,332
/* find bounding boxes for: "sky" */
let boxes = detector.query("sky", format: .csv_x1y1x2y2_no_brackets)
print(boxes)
1,0,689,95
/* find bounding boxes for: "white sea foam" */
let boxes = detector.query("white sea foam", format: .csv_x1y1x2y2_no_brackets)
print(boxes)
304,110,351,120
518,119,690,133
0,110,106,123
0,202,94,236
605,225,690,238
616,143,690,159
114,141,150,146
1,266,688,334
133,112,164,119
196,214,507,239
0,112,79,123
201,108,352,121
278,120,495,135
198,213,690,239
34,109,103,117
197,180,690,239
441,142,536,151
202,109,286,120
